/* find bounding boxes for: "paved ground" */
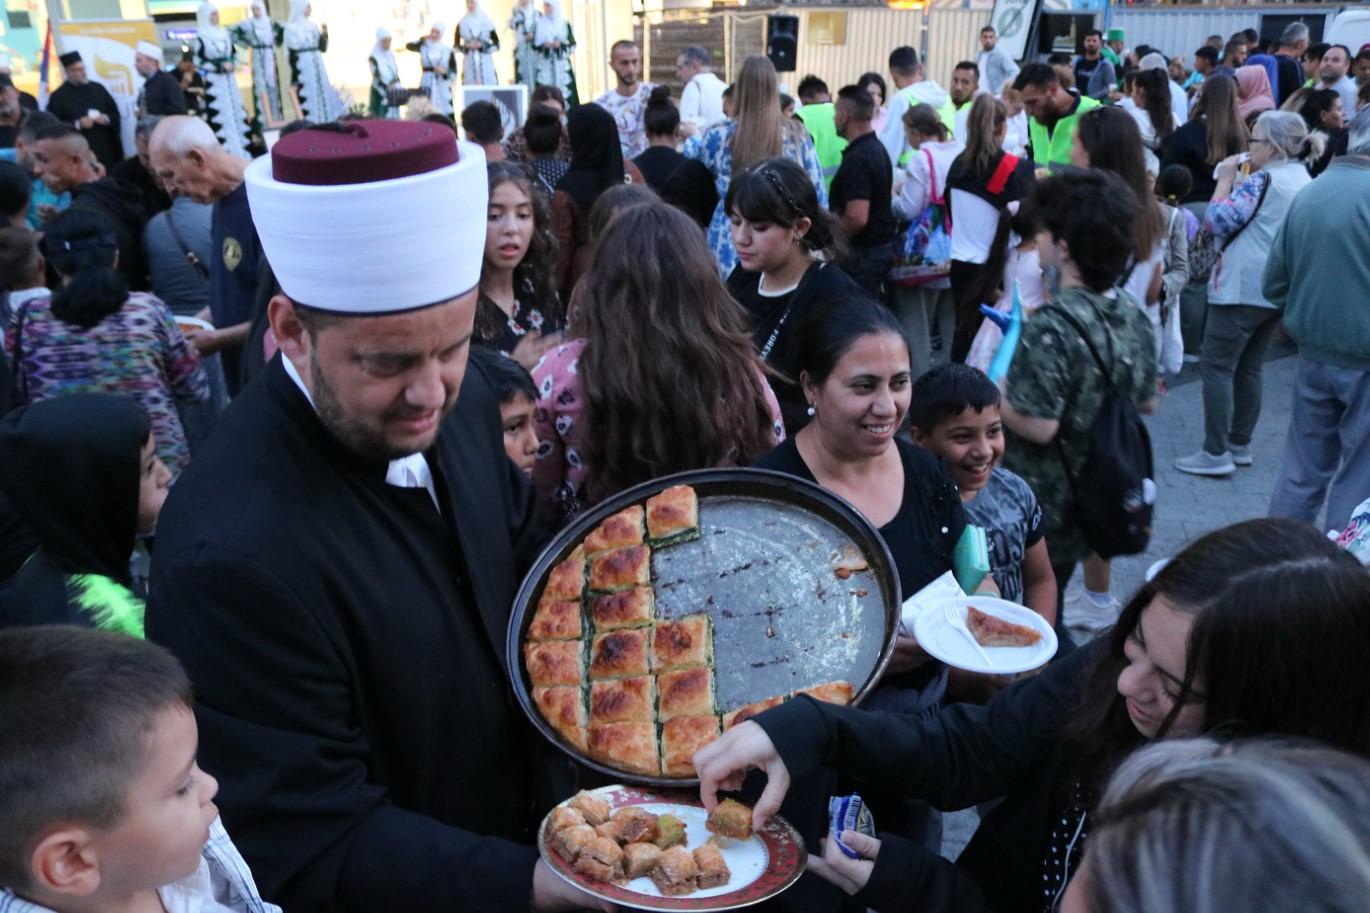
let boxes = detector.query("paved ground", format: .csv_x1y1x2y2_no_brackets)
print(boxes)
940,348,1303,860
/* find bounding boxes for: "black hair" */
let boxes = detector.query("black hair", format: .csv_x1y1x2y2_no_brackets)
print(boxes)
1195,45,1219,64
643,84,679,138
954,60,980,78
1305,42,1330,61
17,110,58,143
780,92,795,112
1032,167,1140,293
35,123,81,145
0,161,30,220
1086,28,1104,40
523,103,563,156
0,226,40,300
1047,52,1074,67
1357,47,1370,64
1155,164,1194,205
279,118,316,137
1327,44,1352,60
39,208,128,329
461,100,503,144
793,293,908,387
981,25,996,35
835,85,875,121
889,46,920,76
796,75,829,101
423,112,459,135
724,156,847,263
721,84,734,100
1014,61,1059,91
1300,88,1341,132
531,84,566,107
470,345,538,405
857,72,887,103
907,363,1001,432
0,626,193,892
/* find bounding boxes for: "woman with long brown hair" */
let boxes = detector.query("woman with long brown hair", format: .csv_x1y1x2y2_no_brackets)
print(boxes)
475,161,562,369
1162,74,1248,202
531,202,783,527
945,93,1036,362
685,55,826,276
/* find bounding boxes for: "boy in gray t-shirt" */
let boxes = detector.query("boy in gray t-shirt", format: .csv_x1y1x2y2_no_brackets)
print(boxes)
909,364,1057,620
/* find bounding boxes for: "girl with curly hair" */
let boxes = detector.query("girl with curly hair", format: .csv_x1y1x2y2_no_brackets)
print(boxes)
475,161,563,369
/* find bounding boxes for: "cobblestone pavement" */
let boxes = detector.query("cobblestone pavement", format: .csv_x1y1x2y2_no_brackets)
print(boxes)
941,350,1303,862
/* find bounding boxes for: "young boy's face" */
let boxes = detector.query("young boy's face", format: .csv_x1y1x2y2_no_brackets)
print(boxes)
500,392,539,476
913,404,1005,495
88,705,219,894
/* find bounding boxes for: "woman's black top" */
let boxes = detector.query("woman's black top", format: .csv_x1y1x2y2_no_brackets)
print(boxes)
753,639,1104,913
632,146,719,229
1161,119,1220,203
727,262,864,435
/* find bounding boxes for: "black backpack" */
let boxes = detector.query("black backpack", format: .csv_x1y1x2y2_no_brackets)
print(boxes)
1042,301,1155,559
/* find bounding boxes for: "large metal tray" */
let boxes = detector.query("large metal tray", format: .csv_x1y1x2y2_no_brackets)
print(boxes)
507,468,901,788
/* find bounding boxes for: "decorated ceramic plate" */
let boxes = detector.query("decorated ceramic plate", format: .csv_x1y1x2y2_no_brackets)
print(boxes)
538,784,807,911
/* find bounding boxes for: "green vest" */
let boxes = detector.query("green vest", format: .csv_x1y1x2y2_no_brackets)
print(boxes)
796,102,847,189
1028,95,1101,171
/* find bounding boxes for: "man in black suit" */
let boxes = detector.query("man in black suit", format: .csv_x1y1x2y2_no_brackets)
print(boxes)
134,40,187,117
44,51,123,170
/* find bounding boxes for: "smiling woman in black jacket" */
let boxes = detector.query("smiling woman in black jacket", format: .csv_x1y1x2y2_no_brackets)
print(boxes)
694,518,1370,913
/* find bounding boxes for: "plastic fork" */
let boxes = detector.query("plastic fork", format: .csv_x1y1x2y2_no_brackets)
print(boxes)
943,602,994,668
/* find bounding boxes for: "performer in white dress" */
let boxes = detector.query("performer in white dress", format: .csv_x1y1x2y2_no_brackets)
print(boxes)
284,0,343,123
509,0,539,91
369,28,403,118
533,0,577,106
458,0,499,86
407,23,456,116
229,0,283,131
195,2,252,158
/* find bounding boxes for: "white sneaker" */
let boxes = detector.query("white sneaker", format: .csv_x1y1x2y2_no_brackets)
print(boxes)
1065,591,1121,635
1230,444,1253,466
1174,450,1236,477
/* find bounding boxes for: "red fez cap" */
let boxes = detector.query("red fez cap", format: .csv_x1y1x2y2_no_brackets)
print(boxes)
271,119,458,186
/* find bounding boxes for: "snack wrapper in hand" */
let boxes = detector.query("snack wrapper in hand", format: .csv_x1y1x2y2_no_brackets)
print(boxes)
1333,497,1370,566
828,794,876,860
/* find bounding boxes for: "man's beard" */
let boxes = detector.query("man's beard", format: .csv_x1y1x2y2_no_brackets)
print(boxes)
309,348,440,462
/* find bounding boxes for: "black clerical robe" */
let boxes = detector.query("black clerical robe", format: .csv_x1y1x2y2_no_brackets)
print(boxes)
147,355,548,913
138,68,187,116
46,80,123,168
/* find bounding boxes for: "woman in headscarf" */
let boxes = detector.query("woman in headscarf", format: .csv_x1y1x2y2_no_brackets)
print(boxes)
0,394,171,636
194,2,251,158
229,0,283,131
458,0,499,86
407,22,456,116
509,0,539,90
551,103,644,301
283,0,342,123
533,0,578,106
369,27,402,118
1235,64,1275,127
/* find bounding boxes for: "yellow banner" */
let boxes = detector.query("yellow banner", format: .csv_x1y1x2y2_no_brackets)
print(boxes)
56,19,159,102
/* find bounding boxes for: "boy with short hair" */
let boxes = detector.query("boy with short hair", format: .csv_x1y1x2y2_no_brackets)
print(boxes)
909,363,1057,623
470,346,540,476
0,625,280,913
999,168,1157,637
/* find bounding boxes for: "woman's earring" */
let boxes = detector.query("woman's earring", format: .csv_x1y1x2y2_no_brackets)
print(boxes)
806,404,816,417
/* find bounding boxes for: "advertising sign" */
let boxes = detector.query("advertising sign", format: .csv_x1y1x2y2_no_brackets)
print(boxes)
55,19,160,155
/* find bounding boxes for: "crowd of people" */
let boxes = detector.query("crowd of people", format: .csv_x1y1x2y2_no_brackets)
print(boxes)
0,13,1368,913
